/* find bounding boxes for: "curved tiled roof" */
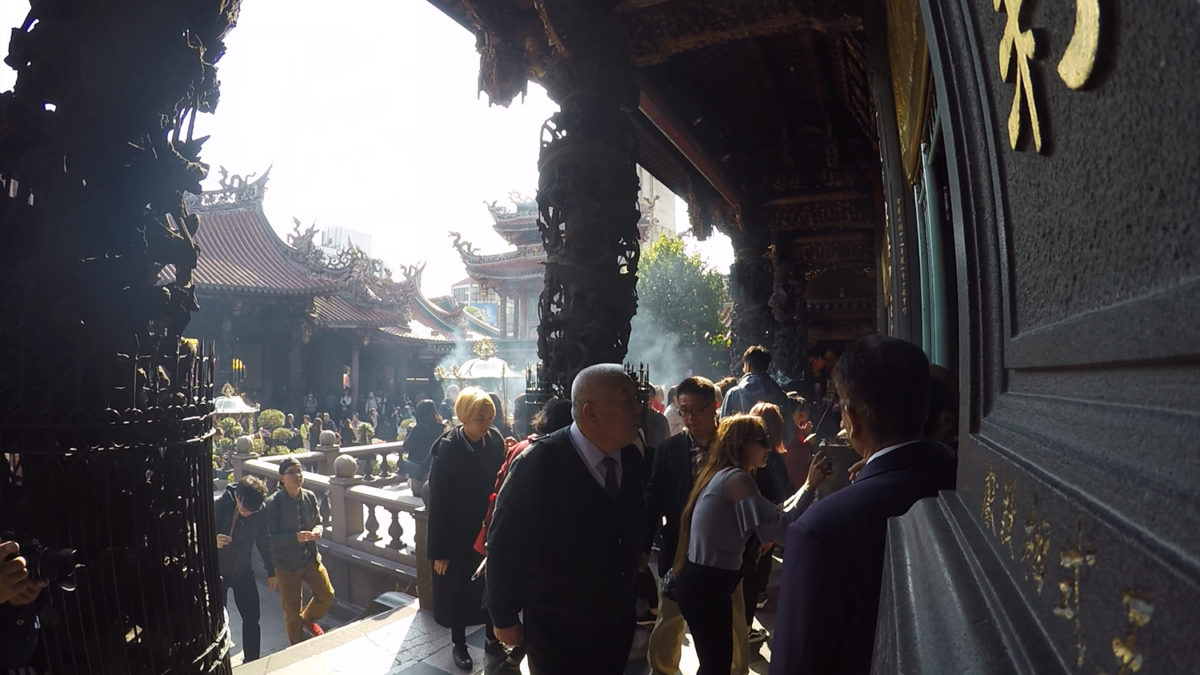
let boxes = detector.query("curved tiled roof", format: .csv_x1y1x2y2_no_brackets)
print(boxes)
313,294,404,328
192,206,340,296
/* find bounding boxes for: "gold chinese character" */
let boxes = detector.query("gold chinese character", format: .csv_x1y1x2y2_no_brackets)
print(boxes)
982,467,998,533
1021,516,1051,593
1058,0,1101,89
1000,482,1017,553
1111,590,1153,674
1054,531,1096,667
993,0,1044,151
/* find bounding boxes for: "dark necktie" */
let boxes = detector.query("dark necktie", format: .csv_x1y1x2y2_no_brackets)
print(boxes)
601,456,620,499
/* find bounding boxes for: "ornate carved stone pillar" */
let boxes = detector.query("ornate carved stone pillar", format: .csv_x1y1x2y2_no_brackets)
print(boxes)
498,292,508,337
351,342,361,410
770,232,809,386
534,1,641,393
727,225,777,374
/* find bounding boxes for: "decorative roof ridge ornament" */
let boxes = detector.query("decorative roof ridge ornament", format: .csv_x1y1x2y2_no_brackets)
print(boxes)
286,217,325,269
183,165,272,212
449,231,482,262
485,192,538,220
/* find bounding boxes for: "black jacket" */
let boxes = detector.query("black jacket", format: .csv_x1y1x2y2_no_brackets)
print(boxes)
426,426,505,628
720,372,796,442
643,432,699,576
486,427,645,675
770,440,956,675
214,483,275,578
264,487,322,572
403,421,445,479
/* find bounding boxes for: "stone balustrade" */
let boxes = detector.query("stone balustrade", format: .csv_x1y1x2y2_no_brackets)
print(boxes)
230,449,432,614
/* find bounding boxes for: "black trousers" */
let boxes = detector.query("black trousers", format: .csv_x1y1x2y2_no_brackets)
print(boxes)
741,539,772,626
451,620,496,646
676,561,743,675
222,572,261,661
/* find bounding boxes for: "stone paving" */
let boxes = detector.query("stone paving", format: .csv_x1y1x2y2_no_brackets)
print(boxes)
229,570,781,674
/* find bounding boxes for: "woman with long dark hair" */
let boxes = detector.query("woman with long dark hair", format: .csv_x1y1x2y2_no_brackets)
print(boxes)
401,399,444,494
673,414,832,675
742,402,829,643
425,387,506,670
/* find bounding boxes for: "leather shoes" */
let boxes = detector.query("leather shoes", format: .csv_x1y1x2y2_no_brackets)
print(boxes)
484,638,506,656
452,643,473,671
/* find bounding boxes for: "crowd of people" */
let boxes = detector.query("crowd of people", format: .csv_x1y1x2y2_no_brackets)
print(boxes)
0,334,957,672
411,336,958,674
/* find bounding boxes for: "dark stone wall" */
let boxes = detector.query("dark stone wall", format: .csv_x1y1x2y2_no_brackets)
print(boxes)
875,0,1200,672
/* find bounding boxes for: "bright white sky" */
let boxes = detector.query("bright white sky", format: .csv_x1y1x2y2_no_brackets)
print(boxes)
1,0,732,295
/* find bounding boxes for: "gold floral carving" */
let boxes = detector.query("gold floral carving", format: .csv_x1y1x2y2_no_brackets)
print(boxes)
982,467,998,534
886,0,931,183
992,0,1043,152
999,481,1017,553
1112,591,1154,674
1054,529,1096,667
1020,516,1051,593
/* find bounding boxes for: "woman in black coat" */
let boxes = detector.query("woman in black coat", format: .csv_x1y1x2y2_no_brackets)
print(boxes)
426,387,505,670
402,400,444,487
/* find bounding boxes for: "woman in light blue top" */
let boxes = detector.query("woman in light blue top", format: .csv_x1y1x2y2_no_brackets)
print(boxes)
673,414,832,675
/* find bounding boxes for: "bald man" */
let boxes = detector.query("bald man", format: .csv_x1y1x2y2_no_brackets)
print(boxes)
487,364,647,675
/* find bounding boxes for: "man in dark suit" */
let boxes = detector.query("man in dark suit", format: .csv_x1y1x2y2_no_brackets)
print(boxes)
487,363,646,675
769,336,956,675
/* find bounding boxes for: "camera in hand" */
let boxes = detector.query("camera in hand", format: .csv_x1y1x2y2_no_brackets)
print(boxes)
2,532,79,591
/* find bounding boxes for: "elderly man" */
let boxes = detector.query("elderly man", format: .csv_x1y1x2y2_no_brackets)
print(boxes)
769,336,956,675
487,363,646,675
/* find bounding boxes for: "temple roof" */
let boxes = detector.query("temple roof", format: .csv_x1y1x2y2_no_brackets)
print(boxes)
180,169,500,344
486,193,541,246
182,173,343,296
462,246,546,281
453,194,659,284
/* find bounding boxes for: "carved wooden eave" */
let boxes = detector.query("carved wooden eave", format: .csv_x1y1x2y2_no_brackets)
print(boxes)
617,0,864,67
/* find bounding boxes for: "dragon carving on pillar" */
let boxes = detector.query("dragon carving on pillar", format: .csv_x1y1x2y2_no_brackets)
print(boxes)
727,228,778,374
532,0,641,394
770,237,809,385
0,1,240,671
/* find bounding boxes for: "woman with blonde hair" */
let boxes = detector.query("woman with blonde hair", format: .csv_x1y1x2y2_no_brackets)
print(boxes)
426,387,506,669
673,414,831,675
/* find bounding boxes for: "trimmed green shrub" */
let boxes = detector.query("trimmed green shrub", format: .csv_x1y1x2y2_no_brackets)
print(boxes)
356,422,375,444
271,427,294,445
258,409,286,431
218,417,244,438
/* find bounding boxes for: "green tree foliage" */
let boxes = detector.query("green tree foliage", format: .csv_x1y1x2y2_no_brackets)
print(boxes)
257,409,285,431
629,234,730,383
271,428,294,445
217,417,244,438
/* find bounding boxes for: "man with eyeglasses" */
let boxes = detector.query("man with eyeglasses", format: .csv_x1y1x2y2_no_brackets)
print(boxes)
214,475,274,661
644,376,749,674
265,457,335,645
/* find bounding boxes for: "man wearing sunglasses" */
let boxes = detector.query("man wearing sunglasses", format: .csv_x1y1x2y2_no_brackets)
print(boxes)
214,475,274,661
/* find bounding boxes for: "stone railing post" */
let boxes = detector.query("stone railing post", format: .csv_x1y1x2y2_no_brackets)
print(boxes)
316,430,340,476
414,507,432,608
328,454,363,545
231,435,258,481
